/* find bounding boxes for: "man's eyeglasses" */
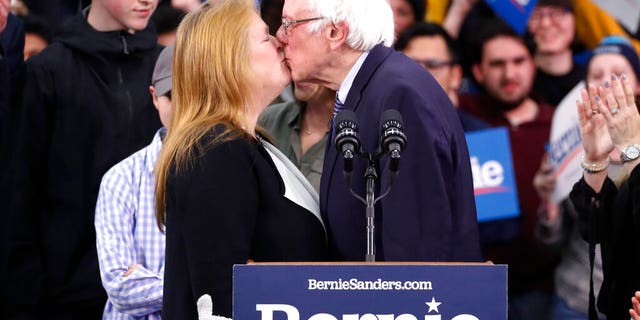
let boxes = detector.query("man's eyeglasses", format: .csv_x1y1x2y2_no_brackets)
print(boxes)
528,7,571,27
415,59,454,72
280,16,324,35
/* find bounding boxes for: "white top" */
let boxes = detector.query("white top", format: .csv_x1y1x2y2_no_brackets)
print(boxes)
261,139,325,231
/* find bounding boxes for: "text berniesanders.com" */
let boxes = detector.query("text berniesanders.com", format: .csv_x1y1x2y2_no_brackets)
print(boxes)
307,278,433,291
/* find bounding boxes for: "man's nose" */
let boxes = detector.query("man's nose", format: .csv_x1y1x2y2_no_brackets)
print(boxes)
276,25,287,44
504,63,518,79
271,35,283,50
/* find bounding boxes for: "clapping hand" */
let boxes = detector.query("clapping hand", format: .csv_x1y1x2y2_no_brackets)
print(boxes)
584,74,640,153
596,74,640,151
577,84,614,164
533,153,560,220
630,291,640,320
533,153,555,202
197,294,232,320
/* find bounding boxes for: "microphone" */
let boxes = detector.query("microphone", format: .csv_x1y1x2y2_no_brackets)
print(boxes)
334,110,361,174
379,109,407,173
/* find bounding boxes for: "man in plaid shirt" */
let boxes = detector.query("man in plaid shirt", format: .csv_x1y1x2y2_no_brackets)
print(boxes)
94,45,172,320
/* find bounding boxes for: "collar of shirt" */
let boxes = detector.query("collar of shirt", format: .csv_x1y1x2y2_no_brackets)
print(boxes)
337,50,370,105
144,127,166,173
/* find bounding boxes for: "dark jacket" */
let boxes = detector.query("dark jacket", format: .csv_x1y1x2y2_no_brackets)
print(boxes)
571,165,640,320
6,11,162,318
320,45,482,262
163,130,328,319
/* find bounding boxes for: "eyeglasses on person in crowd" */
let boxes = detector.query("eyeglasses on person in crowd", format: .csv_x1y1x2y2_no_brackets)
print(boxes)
528,7,571,27
415,59,455,72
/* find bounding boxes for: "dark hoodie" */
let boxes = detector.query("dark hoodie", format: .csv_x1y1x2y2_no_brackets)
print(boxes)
6,9,162,318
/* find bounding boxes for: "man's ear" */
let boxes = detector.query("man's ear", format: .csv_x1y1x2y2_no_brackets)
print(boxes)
471,63,483,85
150,86,160,111
328,20,348,50
450,64,463,92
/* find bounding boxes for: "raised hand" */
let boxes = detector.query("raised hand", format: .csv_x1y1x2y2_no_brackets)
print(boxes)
577,84,614,163
533,153,555,201
595,73,640,151
630,291,640,320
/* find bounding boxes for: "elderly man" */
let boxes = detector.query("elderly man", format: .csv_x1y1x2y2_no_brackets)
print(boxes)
276,0,481,262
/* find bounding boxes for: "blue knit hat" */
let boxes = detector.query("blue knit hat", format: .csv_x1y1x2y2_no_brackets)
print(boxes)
589,35,640,81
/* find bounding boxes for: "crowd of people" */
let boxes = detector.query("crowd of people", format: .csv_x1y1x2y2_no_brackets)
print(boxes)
1,0,640,319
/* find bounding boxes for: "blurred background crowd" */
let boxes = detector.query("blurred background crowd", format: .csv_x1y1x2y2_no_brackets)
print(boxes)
2,0,640,319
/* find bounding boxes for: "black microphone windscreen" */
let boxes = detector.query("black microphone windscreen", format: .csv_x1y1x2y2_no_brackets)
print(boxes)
336,110,359,128
380,109,404,128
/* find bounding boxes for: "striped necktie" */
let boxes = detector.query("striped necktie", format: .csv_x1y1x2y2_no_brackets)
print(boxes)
330,93,344,144
333,93,344,118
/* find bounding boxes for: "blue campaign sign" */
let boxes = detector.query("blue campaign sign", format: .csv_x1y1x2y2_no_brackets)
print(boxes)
465,127,519,222
484,0,537,35
234,263,507,319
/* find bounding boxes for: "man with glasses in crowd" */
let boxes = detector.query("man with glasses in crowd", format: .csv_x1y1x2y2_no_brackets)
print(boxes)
395,21,489,132
276,0,482,263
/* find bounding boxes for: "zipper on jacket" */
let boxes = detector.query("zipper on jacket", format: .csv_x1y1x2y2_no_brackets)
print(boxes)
116,66,134,127
120,34,130,55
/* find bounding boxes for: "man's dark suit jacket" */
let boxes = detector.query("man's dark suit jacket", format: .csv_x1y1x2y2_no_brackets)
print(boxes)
320,44,482,262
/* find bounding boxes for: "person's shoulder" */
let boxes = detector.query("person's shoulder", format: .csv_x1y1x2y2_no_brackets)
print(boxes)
376,50,436,86
259,101,298,125
25,42,71,70
3,14,24,46
457,109,491,132
458,93,482,110
197,127,257,158
101,146,149,186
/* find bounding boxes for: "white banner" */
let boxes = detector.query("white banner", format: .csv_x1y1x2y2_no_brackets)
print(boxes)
548,81,585,203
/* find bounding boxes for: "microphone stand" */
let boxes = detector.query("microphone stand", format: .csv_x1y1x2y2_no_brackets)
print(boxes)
364,153,377,262
346,151,395,263
337,109,405,263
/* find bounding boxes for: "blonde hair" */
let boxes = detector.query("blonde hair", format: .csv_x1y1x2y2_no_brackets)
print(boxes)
155,0,258,229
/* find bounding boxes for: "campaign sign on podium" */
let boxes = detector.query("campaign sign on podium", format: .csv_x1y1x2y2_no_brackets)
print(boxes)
233,263,507,319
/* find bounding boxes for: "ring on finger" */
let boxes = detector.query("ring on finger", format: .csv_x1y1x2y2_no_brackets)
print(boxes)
611,107,620,115
592,109,598,115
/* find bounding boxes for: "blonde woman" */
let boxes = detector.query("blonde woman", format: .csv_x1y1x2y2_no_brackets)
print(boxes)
155,1,328,318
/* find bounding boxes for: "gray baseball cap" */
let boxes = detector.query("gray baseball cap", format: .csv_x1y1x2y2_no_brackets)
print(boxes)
152,44,174,97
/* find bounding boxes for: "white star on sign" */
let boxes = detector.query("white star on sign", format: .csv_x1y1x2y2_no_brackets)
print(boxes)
425,297,442,313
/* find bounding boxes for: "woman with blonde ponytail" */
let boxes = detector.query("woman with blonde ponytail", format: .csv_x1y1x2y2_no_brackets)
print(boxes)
156,1,327,318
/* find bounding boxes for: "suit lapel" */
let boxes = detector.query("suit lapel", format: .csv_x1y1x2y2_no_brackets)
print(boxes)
345,45,391,113
320,45,393,212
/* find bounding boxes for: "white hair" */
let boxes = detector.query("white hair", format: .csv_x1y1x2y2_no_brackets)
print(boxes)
305,0,394,50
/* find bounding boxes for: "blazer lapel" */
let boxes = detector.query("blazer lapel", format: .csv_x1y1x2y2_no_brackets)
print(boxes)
320,45,392,212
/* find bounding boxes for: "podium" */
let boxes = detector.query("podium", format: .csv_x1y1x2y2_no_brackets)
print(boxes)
233,262,507,319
